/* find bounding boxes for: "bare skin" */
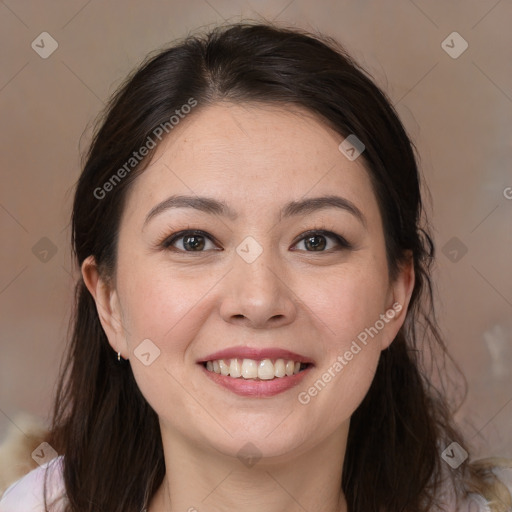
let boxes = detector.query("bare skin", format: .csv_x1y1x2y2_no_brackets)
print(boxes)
82,102,414,512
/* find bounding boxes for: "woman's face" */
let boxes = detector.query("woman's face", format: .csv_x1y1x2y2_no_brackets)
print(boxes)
86,102,414,462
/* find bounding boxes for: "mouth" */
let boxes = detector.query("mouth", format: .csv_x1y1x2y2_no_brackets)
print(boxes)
201,358,313,380
197,347,315,397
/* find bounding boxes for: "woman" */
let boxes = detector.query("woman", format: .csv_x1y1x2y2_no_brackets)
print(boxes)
1,21,510,512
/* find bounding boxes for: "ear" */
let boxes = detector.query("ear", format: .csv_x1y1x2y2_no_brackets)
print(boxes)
81,255,128,358
380,251,415,351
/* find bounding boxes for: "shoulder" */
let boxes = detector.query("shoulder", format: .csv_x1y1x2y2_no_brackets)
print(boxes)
0,455,67,512
462,464,512,512
491,464,512,490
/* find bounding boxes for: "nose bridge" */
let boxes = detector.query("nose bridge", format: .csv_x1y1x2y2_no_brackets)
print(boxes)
220,235,296,327
239,249,279,298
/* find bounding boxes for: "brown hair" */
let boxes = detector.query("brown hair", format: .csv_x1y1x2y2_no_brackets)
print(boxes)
44,21,511,512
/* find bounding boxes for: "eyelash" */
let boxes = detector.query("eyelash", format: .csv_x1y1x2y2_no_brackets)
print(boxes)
158,227,352,253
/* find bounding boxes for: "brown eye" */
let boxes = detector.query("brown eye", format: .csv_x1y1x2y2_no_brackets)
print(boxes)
292,230,351,252
303,234,327,251
163,230,218,252
181,234,206,251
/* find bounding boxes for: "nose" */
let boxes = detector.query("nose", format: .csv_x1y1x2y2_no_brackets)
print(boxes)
219,246,297,329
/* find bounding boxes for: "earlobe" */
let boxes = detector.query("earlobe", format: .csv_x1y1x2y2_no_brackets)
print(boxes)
81,255,126,355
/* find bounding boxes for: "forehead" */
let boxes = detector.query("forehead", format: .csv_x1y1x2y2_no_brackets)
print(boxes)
156,101,346,170
121,101,380,227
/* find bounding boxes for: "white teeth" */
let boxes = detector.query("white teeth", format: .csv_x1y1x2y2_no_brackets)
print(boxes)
258,359,275,380
219,359,230,376
274,359,286,378
229,358,242,378
204,357,308,380
241,359,258,379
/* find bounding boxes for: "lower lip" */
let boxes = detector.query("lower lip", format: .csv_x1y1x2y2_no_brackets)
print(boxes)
199,364,312,397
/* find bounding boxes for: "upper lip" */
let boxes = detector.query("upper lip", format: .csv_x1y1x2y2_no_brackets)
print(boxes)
197,346,315,365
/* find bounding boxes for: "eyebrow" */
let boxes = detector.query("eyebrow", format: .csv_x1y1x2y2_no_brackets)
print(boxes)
143,194,367,228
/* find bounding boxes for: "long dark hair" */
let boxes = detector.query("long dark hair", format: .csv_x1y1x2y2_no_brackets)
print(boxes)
45,21,507,512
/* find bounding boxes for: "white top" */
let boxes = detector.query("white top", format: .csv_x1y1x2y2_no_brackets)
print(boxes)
0,456,67,512
0,455,511,511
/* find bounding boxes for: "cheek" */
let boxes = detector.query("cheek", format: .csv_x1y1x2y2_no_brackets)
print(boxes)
300,261,390,346
116,263,215,419
116,259,218,367
294,257,390,411
295,333,381,441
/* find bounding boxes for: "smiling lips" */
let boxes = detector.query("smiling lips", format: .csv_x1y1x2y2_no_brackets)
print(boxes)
197,347,314,397
198,346,314,379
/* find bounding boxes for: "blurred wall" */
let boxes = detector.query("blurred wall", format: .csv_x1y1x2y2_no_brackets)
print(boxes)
1,0,511,461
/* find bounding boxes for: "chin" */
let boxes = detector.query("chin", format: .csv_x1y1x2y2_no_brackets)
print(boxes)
201,427,314,464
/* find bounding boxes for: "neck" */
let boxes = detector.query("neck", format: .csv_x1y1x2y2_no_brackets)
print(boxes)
148,423,349,512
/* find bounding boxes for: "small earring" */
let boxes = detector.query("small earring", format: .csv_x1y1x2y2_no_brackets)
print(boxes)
117,351,121,361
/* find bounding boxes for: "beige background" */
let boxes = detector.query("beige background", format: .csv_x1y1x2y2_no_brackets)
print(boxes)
0,0,511,463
